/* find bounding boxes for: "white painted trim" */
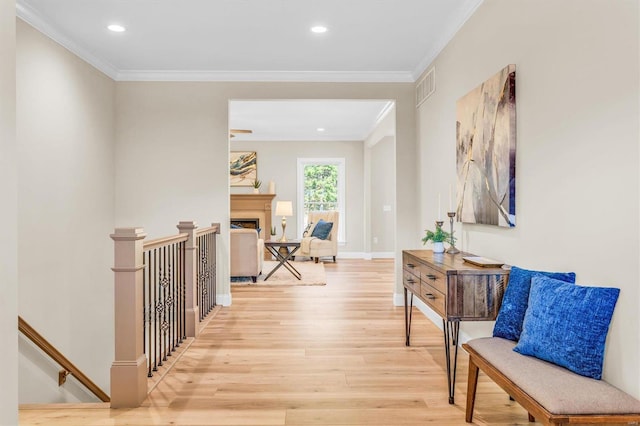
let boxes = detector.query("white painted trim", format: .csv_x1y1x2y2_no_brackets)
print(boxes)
336,251,395,260
374,101,395,127
16,3,119,80
393,292,405,307
371,251,395,259
336,252,368,259
117,70,415,83
217,294,232,307
411,0,484,81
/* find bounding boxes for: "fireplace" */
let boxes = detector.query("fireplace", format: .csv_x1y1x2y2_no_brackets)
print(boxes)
230,194,276,260
231,218,259,230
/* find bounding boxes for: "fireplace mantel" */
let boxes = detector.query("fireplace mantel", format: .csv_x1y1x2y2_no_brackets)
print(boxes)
230,194,276,260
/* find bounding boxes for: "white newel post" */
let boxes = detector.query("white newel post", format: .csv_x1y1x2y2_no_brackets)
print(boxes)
177,221,199,338
110,227,148,408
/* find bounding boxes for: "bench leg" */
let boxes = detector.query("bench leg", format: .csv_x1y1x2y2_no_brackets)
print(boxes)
466,357,479,423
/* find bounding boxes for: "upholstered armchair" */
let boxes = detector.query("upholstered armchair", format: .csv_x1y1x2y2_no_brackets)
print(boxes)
298,211,339,263
230,228,264,282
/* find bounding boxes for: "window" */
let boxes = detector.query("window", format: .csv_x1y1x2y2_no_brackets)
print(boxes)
297,158,345,242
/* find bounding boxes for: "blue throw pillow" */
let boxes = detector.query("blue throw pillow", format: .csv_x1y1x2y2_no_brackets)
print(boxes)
513,276,620,380
310,219,333,240
493,266,576,341
231,224,242,229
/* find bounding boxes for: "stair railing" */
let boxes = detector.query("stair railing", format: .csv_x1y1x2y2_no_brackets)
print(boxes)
110,221,219,408
18,316,110,402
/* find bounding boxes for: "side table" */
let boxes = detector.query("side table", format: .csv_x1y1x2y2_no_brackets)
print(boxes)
264,240,301,280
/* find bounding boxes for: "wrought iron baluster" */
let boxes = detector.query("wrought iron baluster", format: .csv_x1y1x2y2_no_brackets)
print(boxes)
168,243,174,355
161,245,169,363
152,248,158,372
197,234,203,321
180,240,186,340
212,232,217,308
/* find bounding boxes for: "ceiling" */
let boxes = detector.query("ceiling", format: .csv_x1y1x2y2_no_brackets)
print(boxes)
16,0,481,141
16,0,482,82
230,100,393,141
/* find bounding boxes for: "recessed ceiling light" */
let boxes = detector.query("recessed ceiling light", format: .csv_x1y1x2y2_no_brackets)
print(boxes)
311,26,328,34
317,127,326,132
108,24,126,33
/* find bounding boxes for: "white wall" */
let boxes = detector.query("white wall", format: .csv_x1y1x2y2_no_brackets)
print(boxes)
369,137,395,254
231,140,365,253
364,106,396,257
16,20,116,402
416,0,640,396
0,0,18,423
115,82,417,305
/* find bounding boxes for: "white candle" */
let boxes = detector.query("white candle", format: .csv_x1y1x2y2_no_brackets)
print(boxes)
438,193,441,220
449,184,452,212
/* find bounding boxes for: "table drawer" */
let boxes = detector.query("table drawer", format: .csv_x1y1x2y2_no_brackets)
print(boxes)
402,255,421,279
420,282,446,317
403,271,421,294
420,265,447,295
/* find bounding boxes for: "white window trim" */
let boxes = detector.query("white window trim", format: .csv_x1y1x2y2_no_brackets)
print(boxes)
296,158,346,243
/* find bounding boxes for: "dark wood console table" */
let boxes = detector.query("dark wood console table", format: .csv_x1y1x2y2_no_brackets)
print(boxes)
402,249,509,404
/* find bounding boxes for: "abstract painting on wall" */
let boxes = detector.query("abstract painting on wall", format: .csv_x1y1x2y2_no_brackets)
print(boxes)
456,64,516,227
230,151,257,186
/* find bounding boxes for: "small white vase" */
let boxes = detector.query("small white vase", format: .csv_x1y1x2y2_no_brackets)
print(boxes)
433,242,445,253
253,188,259,194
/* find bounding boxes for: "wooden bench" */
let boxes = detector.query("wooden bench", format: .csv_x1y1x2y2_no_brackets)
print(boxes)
464,337,640,425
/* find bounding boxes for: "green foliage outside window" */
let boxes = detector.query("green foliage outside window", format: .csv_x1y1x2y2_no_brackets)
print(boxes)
304,165,338,212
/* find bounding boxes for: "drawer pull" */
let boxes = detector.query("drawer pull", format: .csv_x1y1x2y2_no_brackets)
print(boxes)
426,274,437,280
424,293,436,300
406,263,416,269
406,278,415,284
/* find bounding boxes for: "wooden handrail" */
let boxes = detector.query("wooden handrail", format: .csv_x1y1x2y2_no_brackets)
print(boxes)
18,316,110,402
143,233,188,251
196,223,220,236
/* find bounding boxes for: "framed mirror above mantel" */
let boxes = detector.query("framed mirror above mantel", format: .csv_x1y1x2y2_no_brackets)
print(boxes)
230,194,275,260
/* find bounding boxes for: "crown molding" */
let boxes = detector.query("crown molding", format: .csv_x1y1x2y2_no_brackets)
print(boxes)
16,0,478,84
115,70,415,83
411,0,483,81
16,1,119,80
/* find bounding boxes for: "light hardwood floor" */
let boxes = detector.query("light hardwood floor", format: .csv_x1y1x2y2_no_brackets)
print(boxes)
20,259,537,425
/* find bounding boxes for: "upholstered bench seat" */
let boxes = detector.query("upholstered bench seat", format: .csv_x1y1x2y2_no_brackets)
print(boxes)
464,337,640,424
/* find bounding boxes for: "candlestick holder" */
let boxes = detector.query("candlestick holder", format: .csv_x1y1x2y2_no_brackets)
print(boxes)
446,212,460,254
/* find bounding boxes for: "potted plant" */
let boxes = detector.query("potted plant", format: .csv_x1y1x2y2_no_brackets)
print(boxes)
252,179,262,194
422,224,454,254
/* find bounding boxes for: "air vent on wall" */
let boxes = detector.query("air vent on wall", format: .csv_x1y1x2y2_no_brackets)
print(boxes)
416,67,435,108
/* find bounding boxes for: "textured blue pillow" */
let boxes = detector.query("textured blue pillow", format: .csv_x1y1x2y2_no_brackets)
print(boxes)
230,224,242,229
310,219,333,240
493,266,576,341
514,276,620,379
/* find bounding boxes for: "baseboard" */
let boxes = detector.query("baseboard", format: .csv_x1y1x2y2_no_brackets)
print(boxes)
217,293,232,306
337,252,367,259
371,251,395,259
338,252,396,260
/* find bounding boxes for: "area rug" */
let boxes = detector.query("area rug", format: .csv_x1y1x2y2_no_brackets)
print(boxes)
231,260,326,286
